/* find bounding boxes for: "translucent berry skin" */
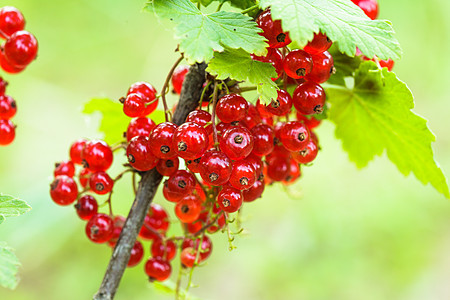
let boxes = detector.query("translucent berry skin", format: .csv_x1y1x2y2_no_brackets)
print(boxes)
172,65,189,94
85,213,114,244
175,195,202,223
127,241,144,267
149,122,178,159
250,124,274,157
265,89,292,116
89,172,114,195
283,159,302,185
156,158,179,176
217,186,243,213
74,195,98,221
145,258,172,282
0,95,16,119
0,50,25,73
303,32,333,55
151,239,177,261
126,117,156,142
182,235,212,261
0,119,15,145
4,30,38,67
186,109,212,135
240,104,263,129
266,155,291,182
216,94,249,123
166,170,196,201
180,247,197,268
0,77,7,95
279,121,310,152
127,82,158,116
173,122,209,160
123,93,145,118
50,175,78,206
256,9,291,48
229,160,256,191
54,160,75,178
293,82,326,115
306,51,334,84
79,168,91,188
219,126,254,160
292,138,319,164
251,48,284,80
139,204,170,240
107,216,125,247
296,113,321,129
82,140,113,172
243,180,265,202
283,50,313,79
199,150,232,186
69,139,87,165
352,0,378,20
0,7,25,39
126,136,158,171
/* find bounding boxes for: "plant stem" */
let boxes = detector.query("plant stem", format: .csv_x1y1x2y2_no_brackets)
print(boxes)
211,81,219,148
240,4,259,15
161,55,184,122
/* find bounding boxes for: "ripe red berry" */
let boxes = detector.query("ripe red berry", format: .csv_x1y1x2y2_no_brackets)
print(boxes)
219,126,254,160
0,119,15,145
4,30,38,67
172,65,189,94
128,241,144,267
145,258,172,282
0,95,16,119
182,236,212,261
54,160,75,178
352,0,378,20
283,159,302,185
122,93,145,118
151,239,177,261
217,186,243,213
240,104,263,129
180,247,197,268
149,122,178,159
126,117,156,141
243,179,265,202
199,149,232,186
89,171,114,195
69,139,87,165
256,9,291,48
292,138,319,164
50,175,78,206
107,216,125,248
265,89,292,116
175,195,202,223
293,81,326,115
173,122,209,160
0,77,7,95
82,140,113,172
85,213,114,244
78,168,92,188
283,50,313,79
303,32,333,55
156,158,179,176
216,94,249,123
306,51,334,84
296,112,321,129
250,124,274,157
251,48,284,80
279,121,310,151
127,82,158,116
74,195,98,221
229,159,256,190
139,204,170,240
126,136,158,171
186,109,212,135
266,155,291,182
166,170,196,201
0,50,25,73
0,7,25,39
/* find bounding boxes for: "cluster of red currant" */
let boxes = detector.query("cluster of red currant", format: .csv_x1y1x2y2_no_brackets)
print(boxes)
0,6,38,146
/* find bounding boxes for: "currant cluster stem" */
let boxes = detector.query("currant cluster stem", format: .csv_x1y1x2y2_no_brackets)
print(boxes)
160,54,184,122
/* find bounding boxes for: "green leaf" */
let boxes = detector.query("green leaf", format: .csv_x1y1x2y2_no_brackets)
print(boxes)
146,0,267,64
0,195,31,225
190,0,214,7
327,45,362,86
260,0,402,60
0,242,20,289
327,61,450,198
227,0,257,10
207,48,278,102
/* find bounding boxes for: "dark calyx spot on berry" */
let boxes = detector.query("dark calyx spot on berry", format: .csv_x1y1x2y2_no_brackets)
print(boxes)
82,159,89,169
239,177,249,186
331,66,336,74
299,149,309,157
222,198,230,207
231,121,240,126
50,179,59,190
128,154,135,163
178,180,186,189
209,172,219,182
178,142,187,152
258,174,265,181
96,183,105,191
186,160,192,166
11,100,16,109
160,145,170,154
123,132,127,138
55,162,61,168
296,68,306,77
314,105,323,114
194,158,201,164
148,276,156,282
234,135,243,144
118,97,126,104
276,33,286,43
181,204,189,214
298,132,306,142
273,137,280,145
271,100,280,108
74,202,80,209
90,225,99,235
285,175,292,181
165,160,174,168
326,36,332,43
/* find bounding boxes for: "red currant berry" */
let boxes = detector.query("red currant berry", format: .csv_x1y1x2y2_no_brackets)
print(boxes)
219,126,254,160
283,159,302,185
279,121,310,152
306,51,334,84
303,32,333,55
293,81,326,115
89,172,114,195
4,30,38,67
199,149,232,186
165,170,196,201
175,194,202,223
0,95,16,119
69,139,87,165
127,82,158,116
0,119,15,145
82,140,113,172
229,159,256,190
173,122,209,160
54,160,75,178
256,9,291,48
50,175,78,206
247,155,264,181
0,77,7,95
185,157,202,173
74,195,98,221
145,258,172,281
126,117,156,142
85,213,114,244
265,89,292,116
149,122,178,159
180,247,197,268
379,58,394,71
251,48,284,80
107,216,125,248
266,155,291,182
292,138,319,164
172,65,189,94
250,124,275,156
352,0,378,20
283,50,313,79
216,93,249,123
217,186,243,213
0,7,25,39
156,157,179,176
139,204,170,240
182,236,212,261
128,240,144,267
186,109,212,135
240,104,263,129
78,168,92,188
243,180,265,202
296,112,321,129
0,50,25,73
126,136,158,171
151,239,177,261
122,93,145,118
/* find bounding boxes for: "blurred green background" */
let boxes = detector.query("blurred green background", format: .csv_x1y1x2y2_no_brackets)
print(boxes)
1,0,449,299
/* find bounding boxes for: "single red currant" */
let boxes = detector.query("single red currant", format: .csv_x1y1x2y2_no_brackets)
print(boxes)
126,117,156,141
156,157,179,176
69,139,87,165
145,258,172,281
216,94,249,123
122,93,145,118
0,119,15,145
303,32,333,55
251,48,284,80
186,109,212,135
128,241,144,267
139,204,170,240
256,9,291,48
229,159,257,190
250,124,275,157
149,122,178,159
175,195,202,223
85,213,114,243
0,7,25,39
82,140,113,172
266,155,291,182
292,138,319,164
0,50,25,73
283,50,313,79
0,77,7,95
293,81,326,115
127,82,158,116
151,239,177,261
89,172,114,195
107,216,125,248
4,30,38,67
219,126,254,160
165,170,196,201
265,89,292,116
240,104,263,129
0,95,16,119
352,0,378,20
173,122,209,160
180,247,197,268
182,235,212,261
172,65,189,94
50,175,78,206
74,195,98,221
283,159,302,185
199,149,232,186
296,113,321,129
306,51,334,84
243,180,265,202
126,136,158,171
54,160,75,178
78,168,92,188
217,186,243,213
278,121,310,152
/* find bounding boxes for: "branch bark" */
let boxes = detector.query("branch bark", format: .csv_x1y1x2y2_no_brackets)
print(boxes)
93,62,207,300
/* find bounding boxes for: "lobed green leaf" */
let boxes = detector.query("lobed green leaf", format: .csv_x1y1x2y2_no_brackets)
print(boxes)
0,242,20,289
0,195,31,225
